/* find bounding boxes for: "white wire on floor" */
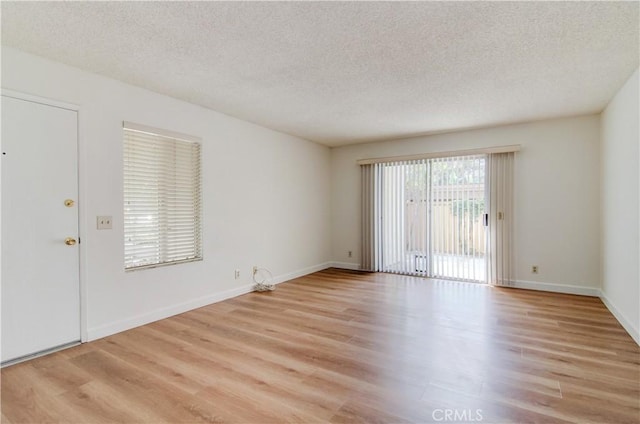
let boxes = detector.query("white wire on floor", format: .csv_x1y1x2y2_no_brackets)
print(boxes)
253,267,275,292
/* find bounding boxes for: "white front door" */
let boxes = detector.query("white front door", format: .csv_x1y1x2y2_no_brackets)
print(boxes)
1,94,81,364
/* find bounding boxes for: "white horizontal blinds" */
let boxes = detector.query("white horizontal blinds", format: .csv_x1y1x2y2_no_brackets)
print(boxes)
486,152,514,286
124,126,202,270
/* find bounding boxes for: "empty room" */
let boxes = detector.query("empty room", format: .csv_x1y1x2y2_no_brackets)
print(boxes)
1,2,638,423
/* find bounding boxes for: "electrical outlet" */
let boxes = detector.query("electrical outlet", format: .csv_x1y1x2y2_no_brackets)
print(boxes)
234,269,240,279
348,251,352,258
532,265,539,274
97,216,112,230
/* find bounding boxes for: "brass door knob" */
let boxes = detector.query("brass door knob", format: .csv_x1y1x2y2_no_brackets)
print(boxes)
64,237,77,246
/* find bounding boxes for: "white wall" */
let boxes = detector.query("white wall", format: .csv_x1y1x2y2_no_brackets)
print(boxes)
3,45,634,345
331,115,602,295
1,47,332,340
600,68,639,343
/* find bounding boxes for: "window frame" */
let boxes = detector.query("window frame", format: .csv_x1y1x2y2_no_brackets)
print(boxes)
123,121,203,271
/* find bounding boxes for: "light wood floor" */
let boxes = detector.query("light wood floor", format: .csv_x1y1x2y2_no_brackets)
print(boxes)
2,269,639,423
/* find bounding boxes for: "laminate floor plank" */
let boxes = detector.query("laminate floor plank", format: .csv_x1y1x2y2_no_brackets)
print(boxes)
2,269,638,423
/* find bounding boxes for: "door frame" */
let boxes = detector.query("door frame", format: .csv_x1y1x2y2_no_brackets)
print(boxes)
1,88,88,344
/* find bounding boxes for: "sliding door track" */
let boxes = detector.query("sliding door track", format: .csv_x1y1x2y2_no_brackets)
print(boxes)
1,341,81,368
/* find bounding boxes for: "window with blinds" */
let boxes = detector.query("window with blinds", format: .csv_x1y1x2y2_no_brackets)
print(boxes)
361,154,487,282
123,122,202,270
361,148,518,286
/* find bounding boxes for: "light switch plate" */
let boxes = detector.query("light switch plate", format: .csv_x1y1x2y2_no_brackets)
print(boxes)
97,216,113,230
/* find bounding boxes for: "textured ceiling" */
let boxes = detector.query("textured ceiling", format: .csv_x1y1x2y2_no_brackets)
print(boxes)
2,2,638,146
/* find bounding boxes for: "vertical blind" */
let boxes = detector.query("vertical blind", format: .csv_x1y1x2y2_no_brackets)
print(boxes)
361,151,515,285
123,123,202,270
361,163,382,272
486,152,515,286
372,155,487,281
429,155,487,281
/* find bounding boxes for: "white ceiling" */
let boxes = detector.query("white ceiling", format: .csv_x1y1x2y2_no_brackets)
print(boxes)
2,2,638,147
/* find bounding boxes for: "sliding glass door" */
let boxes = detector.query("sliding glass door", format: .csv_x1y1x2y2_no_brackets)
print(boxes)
380,155,487,282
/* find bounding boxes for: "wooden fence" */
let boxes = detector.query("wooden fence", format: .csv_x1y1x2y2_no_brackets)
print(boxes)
405,200,486,255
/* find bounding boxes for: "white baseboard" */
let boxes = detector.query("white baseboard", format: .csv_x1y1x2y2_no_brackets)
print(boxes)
511,280,638,345
512,279,600,297
271,262,332,284
329,261,361,270
87,265,639,348
87,262,332,341
87,283,255,341
599,290,640,345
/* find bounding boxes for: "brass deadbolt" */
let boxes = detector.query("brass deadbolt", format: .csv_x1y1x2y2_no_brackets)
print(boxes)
64,199,75,207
